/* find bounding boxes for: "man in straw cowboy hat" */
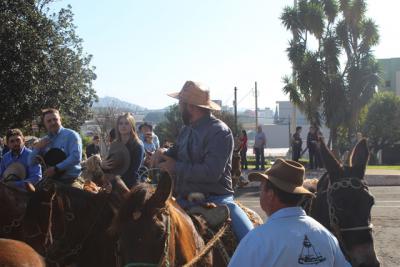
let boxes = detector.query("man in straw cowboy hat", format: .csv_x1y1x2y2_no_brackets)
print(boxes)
152,80,254,241
0,129,42,190
229,159,350,267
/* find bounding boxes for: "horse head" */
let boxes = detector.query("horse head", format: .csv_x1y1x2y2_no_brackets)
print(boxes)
0,183,30,238
313,138,380,267
112,171,211,266
44,184,116,266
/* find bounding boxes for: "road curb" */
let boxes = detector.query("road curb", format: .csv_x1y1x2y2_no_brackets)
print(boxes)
365,175,400,186
242,175,400,188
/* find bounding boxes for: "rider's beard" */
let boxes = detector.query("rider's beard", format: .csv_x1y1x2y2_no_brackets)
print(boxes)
181,105,191,126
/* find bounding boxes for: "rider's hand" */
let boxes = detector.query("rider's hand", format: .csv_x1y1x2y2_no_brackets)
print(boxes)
45,166,57,177
33,137,51,150
101,159,115,170
150,148,168,168
158,154,176,176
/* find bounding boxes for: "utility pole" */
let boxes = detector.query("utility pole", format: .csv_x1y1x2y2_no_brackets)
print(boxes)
255,81,258,130
233,86,238,135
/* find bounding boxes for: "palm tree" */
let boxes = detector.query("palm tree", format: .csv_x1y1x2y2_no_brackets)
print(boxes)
336,0,380,141
281,0,379,151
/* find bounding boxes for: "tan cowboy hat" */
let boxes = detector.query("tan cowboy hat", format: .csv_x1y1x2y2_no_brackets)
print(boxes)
248,158,313,196
168,81,221,110
105,141,130,175
2,162,26,181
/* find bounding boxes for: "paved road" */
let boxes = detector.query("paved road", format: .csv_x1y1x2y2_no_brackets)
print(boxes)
235,186,400,266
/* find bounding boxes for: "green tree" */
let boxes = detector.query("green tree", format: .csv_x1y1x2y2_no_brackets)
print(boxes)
0,0,97,134
154,104,182,145
154,104,241,144
361,92,400,160
281,0,379,152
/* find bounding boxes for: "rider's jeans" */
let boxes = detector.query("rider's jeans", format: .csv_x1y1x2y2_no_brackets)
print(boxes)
177,194,254,241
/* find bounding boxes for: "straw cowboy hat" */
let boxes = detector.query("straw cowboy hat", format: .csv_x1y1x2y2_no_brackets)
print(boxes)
248,158,313,196
168,81,221,110
2,162,26,182
105,141,130,175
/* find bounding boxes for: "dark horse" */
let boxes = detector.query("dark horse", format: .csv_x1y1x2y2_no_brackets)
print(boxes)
0,238,45,267
42,176,129,267
0,182,54,256
111,171,235,266
311,139,380,267
0,174,129,267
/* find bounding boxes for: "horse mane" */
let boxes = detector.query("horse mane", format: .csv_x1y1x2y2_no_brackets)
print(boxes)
110,183,209,265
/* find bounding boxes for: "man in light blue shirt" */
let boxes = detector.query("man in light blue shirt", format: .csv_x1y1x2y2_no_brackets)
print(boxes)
29,108,82,185
229,159,350,267
0,129,42,189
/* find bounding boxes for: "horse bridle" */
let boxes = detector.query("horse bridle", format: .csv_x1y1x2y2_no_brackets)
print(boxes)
120,210,173,267
0,182,56,253
45,189,110,263
326,177,374,245
119,206,229,267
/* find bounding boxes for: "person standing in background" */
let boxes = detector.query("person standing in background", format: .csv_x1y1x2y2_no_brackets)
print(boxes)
292,126,302,162
239,130,248,170
86,135,101,158
253,125,266,170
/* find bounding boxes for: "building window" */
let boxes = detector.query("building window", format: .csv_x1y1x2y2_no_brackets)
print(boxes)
385,80,391,87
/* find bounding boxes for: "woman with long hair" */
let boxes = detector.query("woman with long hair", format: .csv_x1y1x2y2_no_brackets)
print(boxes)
114,113,144,187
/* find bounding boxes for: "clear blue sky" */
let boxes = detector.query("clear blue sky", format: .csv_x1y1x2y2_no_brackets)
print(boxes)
53,0,399,110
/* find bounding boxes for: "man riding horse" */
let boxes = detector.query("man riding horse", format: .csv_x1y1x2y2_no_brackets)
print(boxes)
0,129,42,190
29,108,83,188
152,80,254,241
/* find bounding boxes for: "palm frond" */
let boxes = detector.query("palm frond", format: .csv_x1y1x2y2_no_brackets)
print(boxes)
323,0,339,23
359,18,379,54
280,6,302,39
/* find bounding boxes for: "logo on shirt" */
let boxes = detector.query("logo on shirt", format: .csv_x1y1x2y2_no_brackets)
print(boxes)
298,235,326,265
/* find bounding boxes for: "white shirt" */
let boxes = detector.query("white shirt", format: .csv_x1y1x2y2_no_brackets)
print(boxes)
254,131,266,148
229,207,351,267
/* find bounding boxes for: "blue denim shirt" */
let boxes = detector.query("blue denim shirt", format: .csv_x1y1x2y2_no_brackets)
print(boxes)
166,114,234,197
29,127,82,180
0,146,42,188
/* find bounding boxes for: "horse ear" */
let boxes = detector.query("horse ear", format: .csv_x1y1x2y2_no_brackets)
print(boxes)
349,138,369,178
147,171,173,211
319,138,343,181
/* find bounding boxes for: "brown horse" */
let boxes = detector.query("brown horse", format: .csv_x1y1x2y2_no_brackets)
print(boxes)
0,182,54,255
111,171,236,266
0,238,45,267
40,178,129,267
311,139,380,267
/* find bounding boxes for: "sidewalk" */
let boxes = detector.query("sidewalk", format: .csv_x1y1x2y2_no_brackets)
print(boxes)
240,168,400,187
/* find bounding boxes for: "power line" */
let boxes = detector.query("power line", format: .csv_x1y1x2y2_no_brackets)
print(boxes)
237,88,253,106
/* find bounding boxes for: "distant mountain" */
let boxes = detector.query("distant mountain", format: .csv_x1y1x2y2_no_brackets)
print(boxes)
92,96,147,112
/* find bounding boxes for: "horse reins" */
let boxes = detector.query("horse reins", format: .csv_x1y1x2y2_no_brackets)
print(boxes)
46,191,110,263
121,207,229,267
122,210,173,267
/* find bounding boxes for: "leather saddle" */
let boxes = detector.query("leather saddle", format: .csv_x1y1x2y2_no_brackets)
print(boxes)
188,204,230,230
